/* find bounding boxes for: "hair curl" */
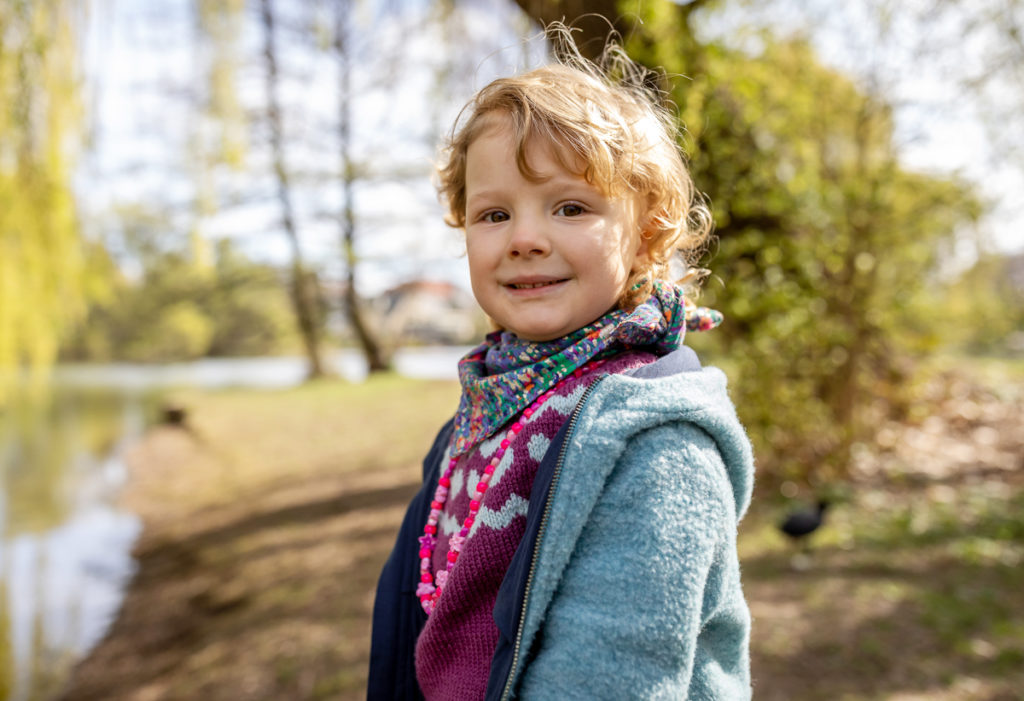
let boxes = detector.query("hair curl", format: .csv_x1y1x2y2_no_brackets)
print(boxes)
437,24,712,309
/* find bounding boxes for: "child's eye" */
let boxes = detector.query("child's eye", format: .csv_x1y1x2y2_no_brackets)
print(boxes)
481,210,509,223
556,203,586,217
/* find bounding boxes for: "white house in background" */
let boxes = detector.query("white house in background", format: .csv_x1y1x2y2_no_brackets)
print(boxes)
373,279,483,345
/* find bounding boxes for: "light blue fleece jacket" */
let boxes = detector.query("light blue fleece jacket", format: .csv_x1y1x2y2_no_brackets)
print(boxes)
509,365,754,699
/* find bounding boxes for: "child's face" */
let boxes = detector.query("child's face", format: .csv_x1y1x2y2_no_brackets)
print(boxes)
463,114,647,342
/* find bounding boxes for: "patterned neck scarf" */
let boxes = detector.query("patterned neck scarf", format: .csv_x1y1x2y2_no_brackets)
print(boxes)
450,281,723,457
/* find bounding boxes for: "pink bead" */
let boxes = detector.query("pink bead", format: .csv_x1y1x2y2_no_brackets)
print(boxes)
447,551,458,563
512,422,522,432
484,465,495,475
469,499,480,510
439,476,450,487
490,457,500,466
464,517,474,527
421,573,433,583
419,547,430,558
430,500,442,510
425,524,436,535
500,439,510,449
524,408,533,418
477,483,488,494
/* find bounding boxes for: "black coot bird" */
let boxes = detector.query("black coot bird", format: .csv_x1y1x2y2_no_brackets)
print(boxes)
778,500,830,550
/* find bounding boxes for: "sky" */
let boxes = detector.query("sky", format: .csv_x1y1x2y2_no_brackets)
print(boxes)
78,0,1022,299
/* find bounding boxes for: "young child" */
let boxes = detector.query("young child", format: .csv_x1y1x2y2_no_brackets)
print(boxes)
368,30,754,701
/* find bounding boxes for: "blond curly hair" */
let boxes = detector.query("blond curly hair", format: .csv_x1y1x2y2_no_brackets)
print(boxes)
437,26,712,309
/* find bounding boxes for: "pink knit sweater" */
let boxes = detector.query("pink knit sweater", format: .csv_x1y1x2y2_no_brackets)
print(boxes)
414,352,654,700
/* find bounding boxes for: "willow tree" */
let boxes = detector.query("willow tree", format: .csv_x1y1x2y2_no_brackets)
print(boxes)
0,1,94,401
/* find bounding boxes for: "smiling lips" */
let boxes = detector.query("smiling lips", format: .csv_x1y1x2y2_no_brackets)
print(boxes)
505,278,569,292
508,280,564,289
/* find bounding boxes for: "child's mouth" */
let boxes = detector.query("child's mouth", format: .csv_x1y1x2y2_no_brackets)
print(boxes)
507,279,566,290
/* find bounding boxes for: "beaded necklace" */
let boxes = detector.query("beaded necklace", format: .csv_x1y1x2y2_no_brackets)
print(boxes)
416,357,608,615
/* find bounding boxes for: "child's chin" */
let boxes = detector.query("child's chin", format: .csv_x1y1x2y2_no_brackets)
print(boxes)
507,324,572,343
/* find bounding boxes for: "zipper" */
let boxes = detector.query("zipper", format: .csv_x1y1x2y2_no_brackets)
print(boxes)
499,376,605,701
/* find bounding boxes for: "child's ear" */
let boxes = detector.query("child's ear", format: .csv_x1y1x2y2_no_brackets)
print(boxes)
633,220,653,270
634,233,650,266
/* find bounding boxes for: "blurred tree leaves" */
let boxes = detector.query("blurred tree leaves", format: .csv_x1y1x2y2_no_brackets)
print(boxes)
0,0,103,401
621,2,981,485
943,253,1024,355
62,208,298,363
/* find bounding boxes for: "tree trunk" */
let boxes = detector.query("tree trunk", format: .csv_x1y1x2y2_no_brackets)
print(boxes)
335,0,391,373
510,0,710,61
260,0,326,379
511,0,624,59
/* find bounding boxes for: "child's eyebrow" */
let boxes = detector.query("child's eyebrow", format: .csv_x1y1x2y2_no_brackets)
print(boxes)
466,190,503,207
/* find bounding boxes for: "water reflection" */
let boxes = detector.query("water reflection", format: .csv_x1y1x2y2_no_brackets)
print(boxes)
0,389,147,701
53,347,471,390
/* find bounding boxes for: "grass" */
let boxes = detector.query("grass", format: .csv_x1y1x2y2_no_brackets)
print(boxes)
61,366,1024,701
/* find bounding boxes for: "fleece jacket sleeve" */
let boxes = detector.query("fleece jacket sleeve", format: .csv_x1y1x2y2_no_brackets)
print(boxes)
516,422,751,700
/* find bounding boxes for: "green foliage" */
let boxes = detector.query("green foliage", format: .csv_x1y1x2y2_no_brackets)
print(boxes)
63,226,299,363
626,3,981,485
0,0,102,401
942,253,1024,354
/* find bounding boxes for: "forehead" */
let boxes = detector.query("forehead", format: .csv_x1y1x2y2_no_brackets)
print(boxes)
467,111,590,183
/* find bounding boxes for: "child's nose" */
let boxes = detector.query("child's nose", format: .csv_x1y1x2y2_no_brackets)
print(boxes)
506,216,550,257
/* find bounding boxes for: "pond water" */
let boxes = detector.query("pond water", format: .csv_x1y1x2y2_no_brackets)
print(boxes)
0,347,466,701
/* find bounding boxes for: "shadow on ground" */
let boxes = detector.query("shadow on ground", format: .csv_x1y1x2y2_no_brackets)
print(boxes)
61,475,420,701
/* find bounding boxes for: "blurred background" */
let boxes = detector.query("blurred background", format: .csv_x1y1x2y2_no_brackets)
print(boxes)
1,0,1022,699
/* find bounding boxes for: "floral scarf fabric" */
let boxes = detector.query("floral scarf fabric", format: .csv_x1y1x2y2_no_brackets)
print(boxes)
450,281,723,457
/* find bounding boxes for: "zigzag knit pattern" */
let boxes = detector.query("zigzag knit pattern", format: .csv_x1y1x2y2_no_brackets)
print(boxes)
414,351,656,700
